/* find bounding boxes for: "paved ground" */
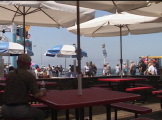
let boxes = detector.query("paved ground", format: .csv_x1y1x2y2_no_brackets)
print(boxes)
45,92,162,120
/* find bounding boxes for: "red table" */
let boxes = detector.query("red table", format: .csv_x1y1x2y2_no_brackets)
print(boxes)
30,88,140,120
98,78,147,91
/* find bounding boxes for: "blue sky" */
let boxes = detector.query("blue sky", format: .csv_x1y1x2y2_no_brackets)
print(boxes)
3,10,162,69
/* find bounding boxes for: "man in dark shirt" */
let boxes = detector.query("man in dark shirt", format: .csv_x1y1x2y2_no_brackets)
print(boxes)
2,54,46,120
139,60,147,75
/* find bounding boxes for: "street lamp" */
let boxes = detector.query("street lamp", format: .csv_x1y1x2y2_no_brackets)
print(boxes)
33,45,42,67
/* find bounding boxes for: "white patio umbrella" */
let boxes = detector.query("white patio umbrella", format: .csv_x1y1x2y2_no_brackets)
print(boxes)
56,1,151,13
0,1,95,53
68,12,162,77
127,2,162,17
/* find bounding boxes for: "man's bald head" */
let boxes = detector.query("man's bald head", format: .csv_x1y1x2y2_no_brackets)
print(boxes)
17,54,31,69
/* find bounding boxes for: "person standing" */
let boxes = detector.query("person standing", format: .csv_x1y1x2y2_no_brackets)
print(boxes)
129,61,137,75
115,64,120,76
84,62,90,77
46,64,52,78
103,64,108,76
55,65,59,77
106,63,111,76
139,60,147,75
123,62,128,75
148,62,158,75
2,54,46,120
89,61,94,76
59,65,63,77
92,64,97,76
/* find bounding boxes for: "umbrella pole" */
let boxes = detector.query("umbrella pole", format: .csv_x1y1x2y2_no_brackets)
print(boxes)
119,25,123,78
77,1,82,95
65,57,66,74
23,6,26,54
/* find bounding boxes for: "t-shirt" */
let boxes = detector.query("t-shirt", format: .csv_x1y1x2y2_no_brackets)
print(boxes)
3,69,39,104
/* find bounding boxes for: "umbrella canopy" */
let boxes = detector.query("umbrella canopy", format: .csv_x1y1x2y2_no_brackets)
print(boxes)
0,42,33,56
0,1,95,27
68,12,162,37
45,44,87,73
128,2,162,17
0,1,95,53
68,12,162,77
56,1,151,13
44,44,87,57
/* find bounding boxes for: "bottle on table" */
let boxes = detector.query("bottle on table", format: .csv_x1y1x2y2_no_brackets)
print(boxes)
41,80,46,88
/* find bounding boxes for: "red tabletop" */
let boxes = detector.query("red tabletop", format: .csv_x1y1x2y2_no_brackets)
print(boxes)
98,78,147,82
33,88,140,110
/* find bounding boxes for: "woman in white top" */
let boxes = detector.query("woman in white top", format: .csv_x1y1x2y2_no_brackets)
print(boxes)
115,64,120,76
103,64,108,76
84,62,90,77
148,62,157,75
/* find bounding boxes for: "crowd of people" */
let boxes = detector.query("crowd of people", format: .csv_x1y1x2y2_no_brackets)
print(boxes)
3,58,161,79
102,58,160,76
33,64,64,78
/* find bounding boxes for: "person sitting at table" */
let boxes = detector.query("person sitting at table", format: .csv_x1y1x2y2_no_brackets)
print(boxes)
2,54,46,120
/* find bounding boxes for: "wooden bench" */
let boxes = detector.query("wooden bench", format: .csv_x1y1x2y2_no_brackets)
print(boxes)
126,86,153,92
126,86,153,103
131,118,154,120
156,95,162,109
4,118,32,120
111,102,152,120
152,90,162,95
130,84,153,88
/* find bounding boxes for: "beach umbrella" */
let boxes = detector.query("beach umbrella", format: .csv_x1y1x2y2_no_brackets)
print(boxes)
44,44,87,71
0,1,95,53
68,12,162,77
56,1,151,13
45,44,87,57
0,42,33,56
127,2,162,17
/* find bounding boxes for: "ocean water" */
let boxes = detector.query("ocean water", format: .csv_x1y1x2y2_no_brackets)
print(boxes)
96,68,103,76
